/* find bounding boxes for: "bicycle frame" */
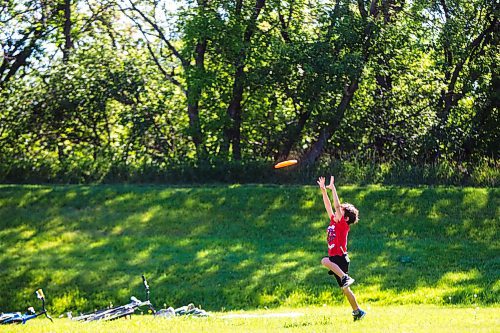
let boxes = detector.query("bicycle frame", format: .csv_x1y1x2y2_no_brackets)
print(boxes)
70,275,156,322
0,289,53,325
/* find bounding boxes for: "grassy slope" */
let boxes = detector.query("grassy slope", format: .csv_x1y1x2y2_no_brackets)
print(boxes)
0,184,498,315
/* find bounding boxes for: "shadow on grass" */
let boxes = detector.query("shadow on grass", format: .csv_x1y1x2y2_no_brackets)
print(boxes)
0,184,498,313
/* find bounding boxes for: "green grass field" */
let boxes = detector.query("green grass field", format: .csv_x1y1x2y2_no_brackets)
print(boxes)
0,305,499,333
0,184,499,331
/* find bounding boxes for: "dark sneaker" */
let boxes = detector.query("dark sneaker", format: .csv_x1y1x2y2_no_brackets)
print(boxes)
340,275,355,289
352,309,366,321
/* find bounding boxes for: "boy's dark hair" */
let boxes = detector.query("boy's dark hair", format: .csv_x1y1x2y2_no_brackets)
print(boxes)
341,203,359,225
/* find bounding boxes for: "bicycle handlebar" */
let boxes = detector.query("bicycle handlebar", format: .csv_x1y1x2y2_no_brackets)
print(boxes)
142,275,149,291
36,289,53,322
142,275,151,302
36,289,45,300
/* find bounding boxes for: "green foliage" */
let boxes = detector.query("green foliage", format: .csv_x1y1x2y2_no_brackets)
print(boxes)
0,185,498,315
0,157,498,186
0,0,498,182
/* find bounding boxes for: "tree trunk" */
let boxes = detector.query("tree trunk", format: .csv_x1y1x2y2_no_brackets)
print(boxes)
299,0,379,166
432,10,497,160
62,0,73,62
300,80,359,165
125,0,208,161
226,78,244,160
187,38,208,160
225,0,265,160
187,96,205,159
273,2,312,161
0,28,45,88
275,107,311,161
370,0,401,158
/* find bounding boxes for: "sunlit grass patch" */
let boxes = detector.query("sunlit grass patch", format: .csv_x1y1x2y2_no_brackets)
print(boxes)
0,184,498,315
0,305,499,333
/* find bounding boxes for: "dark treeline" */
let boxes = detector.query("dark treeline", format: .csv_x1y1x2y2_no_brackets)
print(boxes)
0,0,498,185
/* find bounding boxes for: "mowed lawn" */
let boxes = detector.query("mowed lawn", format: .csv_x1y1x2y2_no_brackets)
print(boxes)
0,305,499,333
0,184,498,330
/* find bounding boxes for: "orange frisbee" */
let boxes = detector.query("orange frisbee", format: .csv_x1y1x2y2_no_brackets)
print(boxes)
274,159,298,169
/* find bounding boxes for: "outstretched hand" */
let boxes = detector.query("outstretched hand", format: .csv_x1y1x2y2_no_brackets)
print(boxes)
326,176,335,190
317,176,326,189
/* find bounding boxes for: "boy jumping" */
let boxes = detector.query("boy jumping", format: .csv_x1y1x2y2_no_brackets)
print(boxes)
317,176,366,321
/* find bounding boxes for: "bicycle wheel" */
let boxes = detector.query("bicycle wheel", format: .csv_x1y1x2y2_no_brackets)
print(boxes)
84,305,135,322
0,313,22,325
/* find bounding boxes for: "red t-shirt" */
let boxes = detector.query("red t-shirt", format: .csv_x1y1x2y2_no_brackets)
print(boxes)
326,215,350,256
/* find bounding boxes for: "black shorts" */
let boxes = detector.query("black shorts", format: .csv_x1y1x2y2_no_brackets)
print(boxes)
324,254,350,287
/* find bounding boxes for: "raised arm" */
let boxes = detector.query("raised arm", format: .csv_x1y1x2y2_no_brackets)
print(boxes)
326,176,343,222
317,176,334,219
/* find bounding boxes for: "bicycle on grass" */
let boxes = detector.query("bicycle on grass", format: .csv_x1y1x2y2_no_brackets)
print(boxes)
69,275,156,322
0,289,53,325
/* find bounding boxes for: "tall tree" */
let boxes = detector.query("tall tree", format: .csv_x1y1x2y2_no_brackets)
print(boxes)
429,0,498,160
272,0,316,161
299,0,389,165
122,0,210,161
223,0,266,160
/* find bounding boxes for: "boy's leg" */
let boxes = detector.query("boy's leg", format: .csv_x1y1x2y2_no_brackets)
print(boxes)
321,257,345,278
343,287,367,321
342,287,359,311
321,256,355,288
